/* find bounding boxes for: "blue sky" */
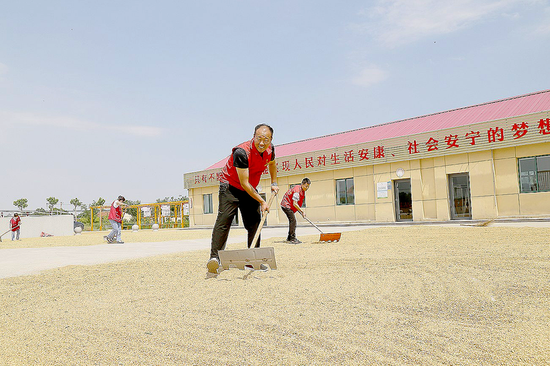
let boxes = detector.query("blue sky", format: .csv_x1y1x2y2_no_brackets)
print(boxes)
1,0,549,211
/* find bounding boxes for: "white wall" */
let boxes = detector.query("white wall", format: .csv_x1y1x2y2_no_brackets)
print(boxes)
0,215,74,239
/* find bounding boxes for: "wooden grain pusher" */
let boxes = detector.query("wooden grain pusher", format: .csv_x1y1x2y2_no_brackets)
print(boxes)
303,216,341,242
218,193,278,273
218,246,277,271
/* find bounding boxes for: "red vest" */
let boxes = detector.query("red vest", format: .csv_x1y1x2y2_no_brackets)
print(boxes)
10,217,21,231
108,202,123,222
219,139,273,190
281,185,305,213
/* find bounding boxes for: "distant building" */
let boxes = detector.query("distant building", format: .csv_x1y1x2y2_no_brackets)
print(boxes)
184,90,550,226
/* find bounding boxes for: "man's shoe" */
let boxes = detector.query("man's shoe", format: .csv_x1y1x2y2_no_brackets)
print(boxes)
207,258,220,274
289,239,302,244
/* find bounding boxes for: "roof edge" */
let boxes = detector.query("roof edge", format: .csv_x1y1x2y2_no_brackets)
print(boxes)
275,89,550,148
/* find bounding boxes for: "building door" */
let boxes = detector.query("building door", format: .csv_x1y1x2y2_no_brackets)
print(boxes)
449,173,472,220
394,179,412,221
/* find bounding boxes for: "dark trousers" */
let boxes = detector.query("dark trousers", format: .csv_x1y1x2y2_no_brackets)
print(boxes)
210,183,261,259
281,206,297,241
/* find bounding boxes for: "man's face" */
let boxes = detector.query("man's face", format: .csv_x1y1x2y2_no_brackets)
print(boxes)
253,126,272,153
302,183,310,191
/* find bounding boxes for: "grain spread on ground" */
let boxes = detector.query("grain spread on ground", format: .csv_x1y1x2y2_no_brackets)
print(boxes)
1,226,549,365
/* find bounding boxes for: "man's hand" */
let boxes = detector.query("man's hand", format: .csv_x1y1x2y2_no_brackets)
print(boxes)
261,200,270,214
271,184,279,195
300,211,306,218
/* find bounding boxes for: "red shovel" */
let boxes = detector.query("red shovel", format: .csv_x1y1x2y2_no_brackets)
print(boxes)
303,217,341,242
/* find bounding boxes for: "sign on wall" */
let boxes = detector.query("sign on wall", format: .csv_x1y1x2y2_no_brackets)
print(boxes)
185,113,550,189
377,182,391,198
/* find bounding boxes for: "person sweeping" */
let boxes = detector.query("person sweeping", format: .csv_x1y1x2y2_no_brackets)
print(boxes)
280,178,310,244
104,196,127,244
10,213,21,241
207,124,279,274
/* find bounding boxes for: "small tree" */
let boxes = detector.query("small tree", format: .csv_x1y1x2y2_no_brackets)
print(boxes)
78,204,91,225
34,207,47,215
70,198,82,216
156,195,187,203
89,198,106,225
124,199,141,221
46,197,59,213
13,198,28,211
91,197,106,207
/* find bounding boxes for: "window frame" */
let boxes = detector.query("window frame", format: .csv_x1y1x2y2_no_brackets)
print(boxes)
203,193,213,214
518,154,550,193
336,178,355,205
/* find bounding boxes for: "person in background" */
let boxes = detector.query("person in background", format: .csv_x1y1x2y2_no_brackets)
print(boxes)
104,196,127,244
10,213,21,241
207,124,279,274
280,178,311,244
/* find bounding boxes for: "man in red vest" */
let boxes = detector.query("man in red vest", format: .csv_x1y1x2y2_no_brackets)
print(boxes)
207,124,279,274
10,213,21,241
104,196,127,244
280,178,311,244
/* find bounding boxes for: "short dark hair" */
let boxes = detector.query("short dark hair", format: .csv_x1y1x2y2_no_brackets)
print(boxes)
302,177,311,184
118,196,126,202
254,123,273,136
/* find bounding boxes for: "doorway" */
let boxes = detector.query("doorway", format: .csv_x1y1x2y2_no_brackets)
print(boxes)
394,179,413,221
449,173,472,220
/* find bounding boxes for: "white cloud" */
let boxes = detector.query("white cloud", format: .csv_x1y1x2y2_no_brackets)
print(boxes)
0,111,163,137
358,0,527,47
531,6,550,36
533,22,550,35
351,65,388,87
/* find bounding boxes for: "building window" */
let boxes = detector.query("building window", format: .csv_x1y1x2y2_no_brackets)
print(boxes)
203,194,213,214
290,183,306,207
518,155,550,193
336,178,354,205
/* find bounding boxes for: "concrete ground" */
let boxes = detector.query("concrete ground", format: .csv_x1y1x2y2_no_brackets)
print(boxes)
1,220,548,280
0,225,365,279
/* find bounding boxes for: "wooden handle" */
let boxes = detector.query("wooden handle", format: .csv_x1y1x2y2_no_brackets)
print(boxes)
304,216,323,234
250,193,277,247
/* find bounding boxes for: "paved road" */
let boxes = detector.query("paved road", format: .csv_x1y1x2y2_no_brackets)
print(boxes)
0,226,366,279
2,220,548,280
